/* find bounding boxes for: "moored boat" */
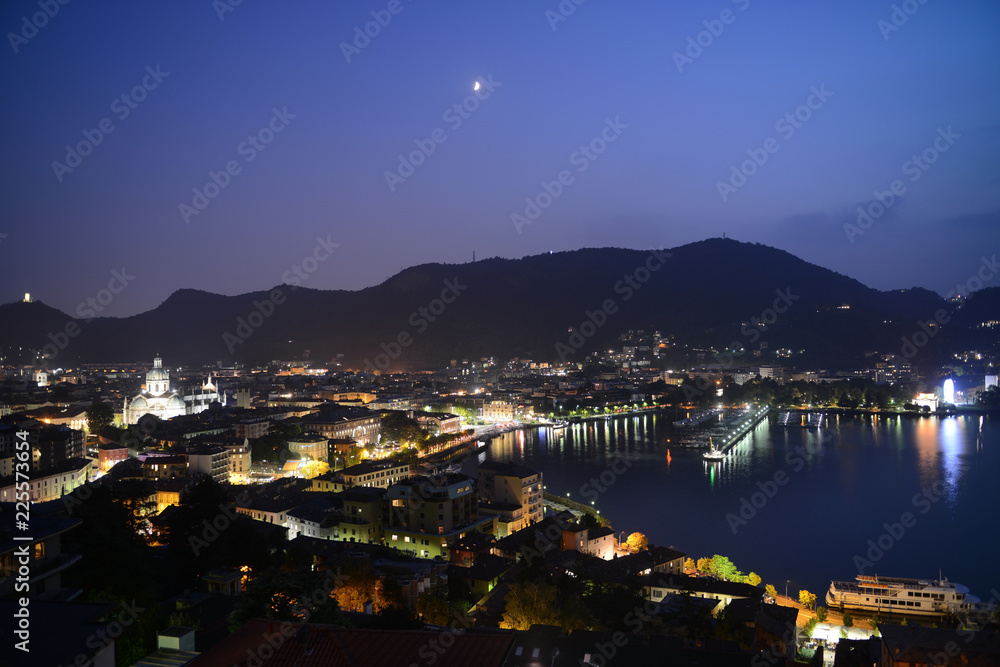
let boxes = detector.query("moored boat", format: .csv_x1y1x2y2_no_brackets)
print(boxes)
826,574,996,618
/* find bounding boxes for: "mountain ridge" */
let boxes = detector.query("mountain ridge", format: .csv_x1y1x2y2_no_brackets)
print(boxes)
2,239,996,371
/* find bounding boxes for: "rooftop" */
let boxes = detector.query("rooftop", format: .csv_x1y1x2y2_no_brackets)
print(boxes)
477,459,540,479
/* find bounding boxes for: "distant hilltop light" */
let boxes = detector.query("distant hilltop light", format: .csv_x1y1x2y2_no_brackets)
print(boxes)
23,293,31,303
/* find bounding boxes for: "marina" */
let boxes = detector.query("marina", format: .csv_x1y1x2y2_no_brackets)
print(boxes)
701,404,771,460
776,410,825,428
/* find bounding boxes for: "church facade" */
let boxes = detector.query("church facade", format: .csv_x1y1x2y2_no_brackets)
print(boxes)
124,356,223,424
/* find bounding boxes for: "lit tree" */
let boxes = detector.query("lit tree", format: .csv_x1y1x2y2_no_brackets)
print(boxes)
684,558,696,572
500,581,588,632
697,558,713,576
625,532,648,554
842,611,853,628
765,584,778,601
815,606,827,623
709,555,737,581
747,572,762,587
799,590,817,610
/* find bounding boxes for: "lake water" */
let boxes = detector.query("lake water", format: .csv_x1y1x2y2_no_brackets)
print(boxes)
465,411,1000,605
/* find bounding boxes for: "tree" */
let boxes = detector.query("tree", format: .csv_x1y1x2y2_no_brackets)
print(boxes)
804,617,818,639
86,401,115,435
381,411,427,446
684,558,695,572
625,532,648,554
870,613,881,636
842,611,853,627
708,555,737,581
416,591,451,626
765,584,778,601
814,606,827,623
747,572,762,587
500,581,588,632
230,567,341,631
798,590,817,610
697,558,713,576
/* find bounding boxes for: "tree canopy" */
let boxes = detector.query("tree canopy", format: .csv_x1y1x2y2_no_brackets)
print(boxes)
86,401,115,435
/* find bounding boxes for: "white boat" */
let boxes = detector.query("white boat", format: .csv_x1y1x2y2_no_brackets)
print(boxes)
551,420,568,430
702,437,726,461
826,574,997,618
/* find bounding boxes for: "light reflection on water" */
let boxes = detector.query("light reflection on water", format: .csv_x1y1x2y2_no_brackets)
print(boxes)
470,411,999,598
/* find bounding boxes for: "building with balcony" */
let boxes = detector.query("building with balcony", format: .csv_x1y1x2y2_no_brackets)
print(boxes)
477,460,543,527
0,503,83,600
386,473,494,559
186,445,229,485
338,486,385,545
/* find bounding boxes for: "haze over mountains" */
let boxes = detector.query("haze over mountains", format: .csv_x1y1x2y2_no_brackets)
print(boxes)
2,239,997,371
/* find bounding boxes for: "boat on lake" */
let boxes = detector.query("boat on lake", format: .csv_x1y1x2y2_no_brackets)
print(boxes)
826,574,997,618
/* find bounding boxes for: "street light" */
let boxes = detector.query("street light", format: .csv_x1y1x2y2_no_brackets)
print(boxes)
785,579,790,604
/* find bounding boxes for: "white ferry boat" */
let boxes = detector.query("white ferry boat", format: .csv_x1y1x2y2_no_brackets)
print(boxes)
827,575,996,617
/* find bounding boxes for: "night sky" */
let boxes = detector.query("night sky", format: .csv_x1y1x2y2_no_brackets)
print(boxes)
2,0,999,317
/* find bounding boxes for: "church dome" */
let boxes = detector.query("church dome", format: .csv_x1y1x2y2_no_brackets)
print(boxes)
147,356,170,382
130,395,148,409
166,394,185,408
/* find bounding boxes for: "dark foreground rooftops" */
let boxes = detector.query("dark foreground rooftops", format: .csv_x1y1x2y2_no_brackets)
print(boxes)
189,619,514,666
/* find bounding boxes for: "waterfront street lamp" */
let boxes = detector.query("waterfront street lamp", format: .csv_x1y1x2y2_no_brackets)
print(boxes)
785,579,790,605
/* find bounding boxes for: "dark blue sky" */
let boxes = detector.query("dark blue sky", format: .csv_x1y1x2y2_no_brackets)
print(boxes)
2,0,998,316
